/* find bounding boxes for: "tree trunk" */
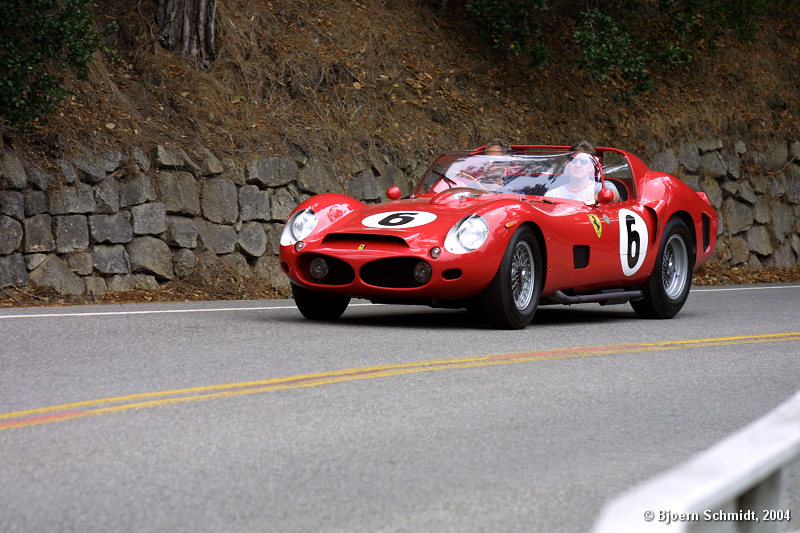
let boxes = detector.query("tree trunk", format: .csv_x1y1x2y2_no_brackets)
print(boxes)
156,0,217,68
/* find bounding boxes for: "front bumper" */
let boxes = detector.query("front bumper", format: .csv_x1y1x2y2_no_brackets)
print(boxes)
280,239,500,300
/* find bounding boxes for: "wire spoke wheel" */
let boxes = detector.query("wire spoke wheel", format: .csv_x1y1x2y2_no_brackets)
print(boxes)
631,218,693,319
479,227,542,329
662,234,689,299
511,241,534,310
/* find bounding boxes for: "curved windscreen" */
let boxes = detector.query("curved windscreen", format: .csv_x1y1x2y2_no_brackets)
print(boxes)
412,149,634,202
413,151,591,197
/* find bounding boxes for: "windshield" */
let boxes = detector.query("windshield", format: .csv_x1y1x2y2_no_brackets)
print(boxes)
413,151,599,198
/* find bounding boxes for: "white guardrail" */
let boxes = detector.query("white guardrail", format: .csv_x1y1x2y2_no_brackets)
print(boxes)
593,390,800,533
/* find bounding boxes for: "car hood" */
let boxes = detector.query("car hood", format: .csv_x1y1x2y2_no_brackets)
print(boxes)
323,193,506,238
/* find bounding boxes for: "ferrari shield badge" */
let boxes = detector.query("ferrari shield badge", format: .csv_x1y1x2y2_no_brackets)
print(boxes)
588,215,603,238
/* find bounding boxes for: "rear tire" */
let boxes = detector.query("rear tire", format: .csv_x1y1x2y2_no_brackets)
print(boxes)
479,227,542,329
291,283,350,321
631,218,692,319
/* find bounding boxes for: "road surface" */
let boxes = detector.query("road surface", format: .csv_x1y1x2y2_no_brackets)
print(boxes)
1,284,799,532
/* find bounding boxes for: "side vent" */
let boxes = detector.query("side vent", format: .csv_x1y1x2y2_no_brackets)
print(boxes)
573,245,590,269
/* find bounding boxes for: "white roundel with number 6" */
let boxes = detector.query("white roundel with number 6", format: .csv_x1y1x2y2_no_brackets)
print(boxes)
362,211,437,229
618,209,649,276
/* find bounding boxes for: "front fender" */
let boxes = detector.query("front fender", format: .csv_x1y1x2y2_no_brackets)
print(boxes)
289,193,367,236
463,200,545,281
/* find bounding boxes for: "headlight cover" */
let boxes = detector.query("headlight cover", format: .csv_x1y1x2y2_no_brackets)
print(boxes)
280,209,318,245
444,215,489,254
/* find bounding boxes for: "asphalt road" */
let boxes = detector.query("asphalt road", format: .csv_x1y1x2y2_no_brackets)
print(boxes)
1,284,799,532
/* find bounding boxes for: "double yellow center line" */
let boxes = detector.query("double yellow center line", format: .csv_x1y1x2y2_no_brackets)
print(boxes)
2,332,799,431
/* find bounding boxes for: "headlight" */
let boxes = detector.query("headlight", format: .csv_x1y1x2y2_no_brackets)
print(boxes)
444,215,489,254
280,209,318,245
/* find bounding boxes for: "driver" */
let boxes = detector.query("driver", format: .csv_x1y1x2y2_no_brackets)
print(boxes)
545,142,619,202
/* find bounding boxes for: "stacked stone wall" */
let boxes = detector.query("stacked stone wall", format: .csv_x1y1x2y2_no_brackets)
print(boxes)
0,143,412,296
649,137,800,269
1,138,798,297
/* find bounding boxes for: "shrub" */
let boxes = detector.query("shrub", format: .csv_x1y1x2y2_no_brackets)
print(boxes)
573,8,653,94
572,0,770,94
450,0,771,96
0,0,116,127
465,0,548,66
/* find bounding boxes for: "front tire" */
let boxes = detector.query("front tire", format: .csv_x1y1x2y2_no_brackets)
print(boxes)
291,283,350,321
631,218,693,319
479,227,543,329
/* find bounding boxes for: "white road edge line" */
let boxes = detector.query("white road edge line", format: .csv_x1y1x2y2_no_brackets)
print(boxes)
693,284,800,292
0,285,797,319
0,302,375,319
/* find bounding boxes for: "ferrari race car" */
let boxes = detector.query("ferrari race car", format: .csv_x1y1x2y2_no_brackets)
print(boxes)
279,145,718,329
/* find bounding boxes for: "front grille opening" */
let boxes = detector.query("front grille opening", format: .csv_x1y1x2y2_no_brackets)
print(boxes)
301,254,355,285
360,258,429,288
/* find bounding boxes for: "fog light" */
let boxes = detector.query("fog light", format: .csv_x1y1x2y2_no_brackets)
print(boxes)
430,247,441,258
295,241,305,252
309,257,330,280
413,261,432,283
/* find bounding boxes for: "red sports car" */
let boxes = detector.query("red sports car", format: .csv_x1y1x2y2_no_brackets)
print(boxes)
279,145,718,328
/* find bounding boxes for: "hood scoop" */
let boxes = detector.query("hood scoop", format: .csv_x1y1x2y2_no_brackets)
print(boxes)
322,233,409,247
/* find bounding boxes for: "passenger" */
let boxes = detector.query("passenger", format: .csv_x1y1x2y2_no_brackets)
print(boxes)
481,138,522,188
545,141,620,202
484,138,510,156
442,138,518,192
451,138,510,186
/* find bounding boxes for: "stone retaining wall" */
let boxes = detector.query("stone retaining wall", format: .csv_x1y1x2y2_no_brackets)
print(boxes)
649,137,800,269
0,143,414,297
1,138,798,297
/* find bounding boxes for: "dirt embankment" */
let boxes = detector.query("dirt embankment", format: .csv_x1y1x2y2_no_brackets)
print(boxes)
13,0,799,168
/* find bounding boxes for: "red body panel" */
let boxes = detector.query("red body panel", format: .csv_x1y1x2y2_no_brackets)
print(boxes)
281,195,517,299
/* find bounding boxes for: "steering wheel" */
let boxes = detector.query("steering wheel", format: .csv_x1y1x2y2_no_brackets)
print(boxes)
436,172,523,194
455,171,484,188
434,171,483,191
470,172,524,194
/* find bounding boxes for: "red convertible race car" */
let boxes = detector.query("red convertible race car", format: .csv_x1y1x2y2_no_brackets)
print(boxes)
279,145,718,329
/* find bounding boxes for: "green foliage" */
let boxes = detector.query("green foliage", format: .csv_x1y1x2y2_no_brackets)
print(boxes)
571,0,769,93
465,0,548,66
659,0,770,43
0,0,116,127
573,8,653,94
449,0,771,96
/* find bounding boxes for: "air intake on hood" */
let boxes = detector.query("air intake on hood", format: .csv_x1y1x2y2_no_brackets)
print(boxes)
322,233,409,247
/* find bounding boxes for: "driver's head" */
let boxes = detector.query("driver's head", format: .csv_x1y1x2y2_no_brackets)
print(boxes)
565,151,597,183
565,140,598,183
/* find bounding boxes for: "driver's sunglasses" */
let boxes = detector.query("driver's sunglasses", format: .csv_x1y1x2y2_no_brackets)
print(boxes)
570,157,594,166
